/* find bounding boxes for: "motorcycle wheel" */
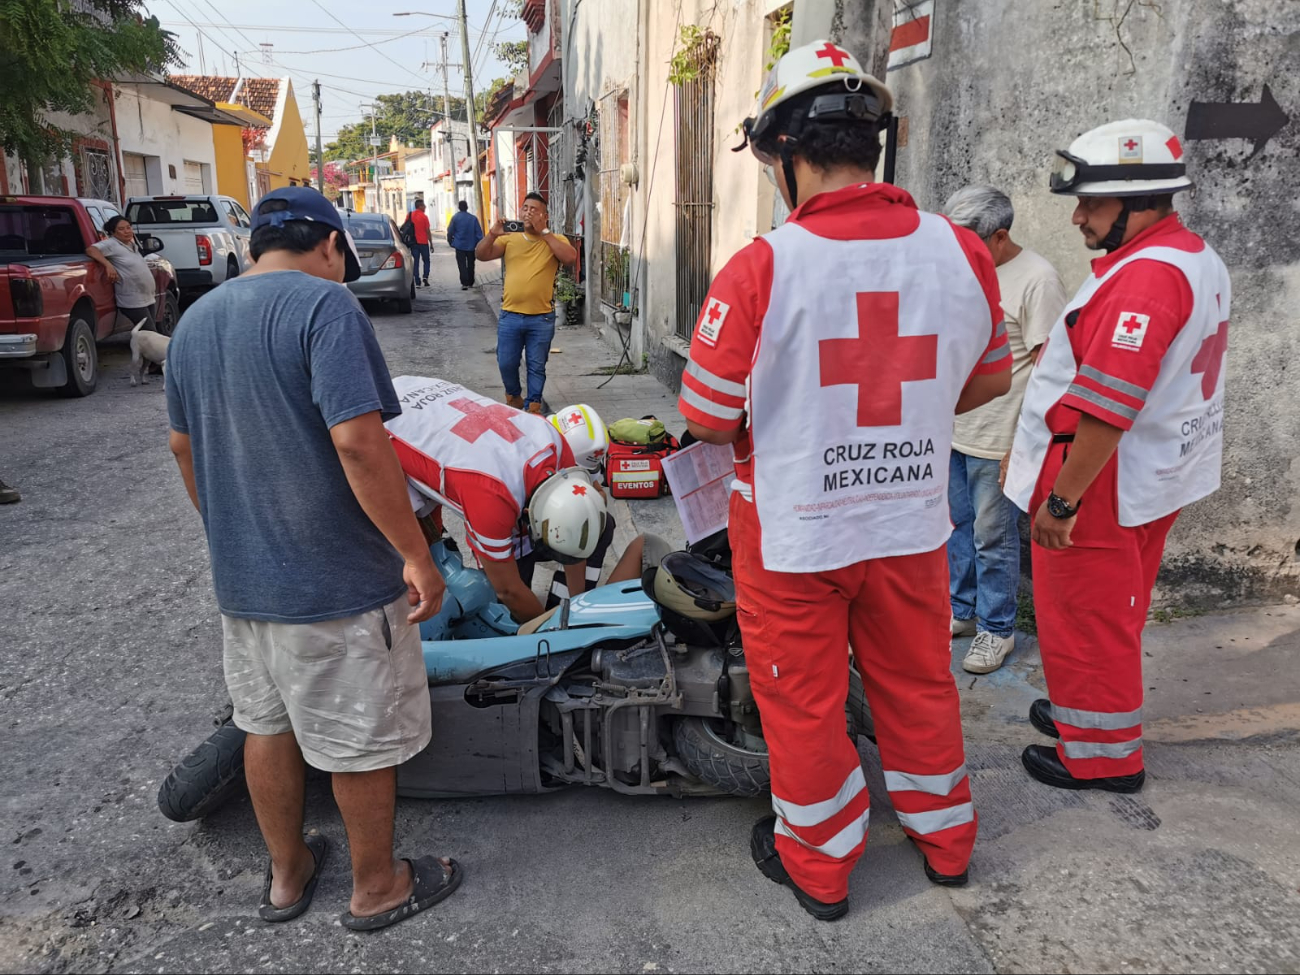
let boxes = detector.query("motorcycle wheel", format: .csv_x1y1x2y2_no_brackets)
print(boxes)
157,721,247,822
674,717,770,797
846,665,876,742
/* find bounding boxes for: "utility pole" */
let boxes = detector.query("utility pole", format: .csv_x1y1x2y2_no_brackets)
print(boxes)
313,81,325,195
456,0,484,226
370,103,379,213
440,32,454,215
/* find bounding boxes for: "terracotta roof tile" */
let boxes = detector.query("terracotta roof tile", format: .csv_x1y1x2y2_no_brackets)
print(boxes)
167,74,281,121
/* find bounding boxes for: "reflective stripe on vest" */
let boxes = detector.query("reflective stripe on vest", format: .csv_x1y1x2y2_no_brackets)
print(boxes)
883,763,968,797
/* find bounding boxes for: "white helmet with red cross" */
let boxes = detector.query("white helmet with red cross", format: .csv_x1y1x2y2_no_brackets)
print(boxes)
527,467,607,563
547,404,609,473
1050,119,1194,198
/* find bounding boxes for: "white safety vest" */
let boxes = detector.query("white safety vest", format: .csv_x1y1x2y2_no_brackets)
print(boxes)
747,213,997,573
385,376,566,555
1004,244,1230,527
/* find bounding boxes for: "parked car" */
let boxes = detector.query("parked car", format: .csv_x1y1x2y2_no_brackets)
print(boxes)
125,194,252,299
0,195,179,396
341,211,415,314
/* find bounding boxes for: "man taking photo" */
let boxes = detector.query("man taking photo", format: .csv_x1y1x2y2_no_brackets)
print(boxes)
475,192,577,413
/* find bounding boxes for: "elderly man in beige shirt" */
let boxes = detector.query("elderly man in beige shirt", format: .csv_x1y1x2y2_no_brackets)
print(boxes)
943,185,1068,674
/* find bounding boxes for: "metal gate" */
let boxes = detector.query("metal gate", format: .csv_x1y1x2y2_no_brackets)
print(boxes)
82,147,115,202
673,34,719,340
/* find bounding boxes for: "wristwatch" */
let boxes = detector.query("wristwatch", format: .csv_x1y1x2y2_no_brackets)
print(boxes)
1046,492,1081,519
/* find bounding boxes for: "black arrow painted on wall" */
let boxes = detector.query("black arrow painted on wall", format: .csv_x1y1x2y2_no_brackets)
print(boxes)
1186,84,1290,159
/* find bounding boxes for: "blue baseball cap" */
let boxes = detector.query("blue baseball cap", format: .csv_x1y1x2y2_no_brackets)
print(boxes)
251,186,362,282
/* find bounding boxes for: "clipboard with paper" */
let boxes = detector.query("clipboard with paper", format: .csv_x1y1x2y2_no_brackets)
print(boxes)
660,440,737,544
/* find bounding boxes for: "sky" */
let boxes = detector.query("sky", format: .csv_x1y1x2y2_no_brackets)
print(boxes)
148,0,525,147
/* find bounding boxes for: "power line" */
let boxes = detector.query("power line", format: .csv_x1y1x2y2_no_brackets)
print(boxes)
158,20,485,36
307,0,436,86
262,26,435,56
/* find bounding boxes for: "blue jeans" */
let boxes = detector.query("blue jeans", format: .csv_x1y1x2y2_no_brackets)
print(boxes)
948,450,1020,637
497,310,556,406
411,243,430,281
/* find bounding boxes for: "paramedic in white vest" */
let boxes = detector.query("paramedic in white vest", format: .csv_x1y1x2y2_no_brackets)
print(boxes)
383,377,614,621
1004,119,1229,794
679,41,1012,921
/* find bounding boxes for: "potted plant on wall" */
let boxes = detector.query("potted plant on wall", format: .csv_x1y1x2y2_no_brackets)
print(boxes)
603,246,632,325
554,269,584,326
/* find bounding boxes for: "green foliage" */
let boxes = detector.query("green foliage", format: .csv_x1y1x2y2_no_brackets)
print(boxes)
0,0,180,166
554,269,583,306
477,77,512,126
603,246,630,295
496,40,529,77
324,90,467,161
668,26,715,87
1015,589,1037,636
766,7,792,71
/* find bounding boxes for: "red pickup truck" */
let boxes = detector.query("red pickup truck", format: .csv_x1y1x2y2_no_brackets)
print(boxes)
0,195,180,396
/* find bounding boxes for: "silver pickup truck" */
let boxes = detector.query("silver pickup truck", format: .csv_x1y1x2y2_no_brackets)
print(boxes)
125,194,253,298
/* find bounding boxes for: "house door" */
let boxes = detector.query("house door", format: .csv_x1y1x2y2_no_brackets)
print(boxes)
183,160,204,194
122,153,148,199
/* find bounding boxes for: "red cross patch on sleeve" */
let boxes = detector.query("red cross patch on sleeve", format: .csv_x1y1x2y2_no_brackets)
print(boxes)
1112,311,1150,352
696,298,730,347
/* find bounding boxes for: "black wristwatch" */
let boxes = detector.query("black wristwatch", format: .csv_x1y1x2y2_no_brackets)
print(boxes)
1046,492,1081,519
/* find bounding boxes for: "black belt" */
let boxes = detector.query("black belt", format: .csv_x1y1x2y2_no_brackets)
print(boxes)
1052,434,1076,444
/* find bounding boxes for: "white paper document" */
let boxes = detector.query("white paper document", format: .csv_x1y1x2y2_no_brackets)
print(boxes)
661,440,736,544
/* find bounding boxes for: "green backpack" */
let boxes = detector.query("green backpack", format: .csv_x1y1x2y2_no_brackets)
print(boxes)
609,416,668,445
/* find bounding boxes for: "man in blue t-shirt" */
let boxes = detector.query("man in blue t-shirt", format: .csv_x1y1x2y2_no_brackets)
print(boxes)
445,199,484,290
166,187,462,931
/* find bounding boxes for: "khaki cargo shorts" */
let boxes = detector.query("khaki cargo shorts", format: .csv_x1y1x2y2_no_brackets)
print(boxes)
222,595,432,773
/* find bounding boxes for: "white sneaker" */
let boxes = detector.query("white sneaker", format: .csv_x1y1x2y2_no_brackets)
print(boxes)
963,631,1014,674
951,616,978,637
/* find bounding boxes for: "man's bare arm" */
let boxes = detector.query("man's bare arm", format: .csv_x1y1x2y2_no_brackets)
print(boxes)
168,430,200,511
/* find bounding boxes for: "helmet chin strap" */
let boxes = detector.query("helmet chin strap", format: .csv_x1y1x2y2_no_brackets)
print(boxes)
780,143,800,208
1100,199,1132,252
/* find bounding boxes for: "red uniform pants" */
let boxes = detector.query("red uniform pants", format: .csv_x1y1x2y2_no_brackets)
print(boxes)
1031,441,1178,779
730,495,976,903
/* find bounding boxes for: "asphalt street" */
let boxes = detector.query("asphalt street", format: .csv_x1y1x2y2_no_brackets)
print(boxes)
2,250,1299,974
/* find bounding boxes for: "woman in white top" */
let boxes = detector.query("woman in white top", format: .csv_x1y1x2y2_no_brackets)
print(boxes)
85,216,158,331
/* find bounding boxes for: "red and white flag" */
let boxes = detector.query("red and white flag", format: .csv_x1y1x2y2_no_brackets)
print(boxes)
888,0,934,71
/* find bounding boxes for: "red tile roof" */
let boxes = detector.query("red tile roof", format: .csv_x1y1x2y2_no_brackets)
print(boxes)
169,75,282,122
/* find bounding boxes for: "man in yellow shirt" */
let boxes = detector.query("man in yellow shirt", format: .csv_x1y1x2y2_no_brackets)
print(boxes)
475,192,578,413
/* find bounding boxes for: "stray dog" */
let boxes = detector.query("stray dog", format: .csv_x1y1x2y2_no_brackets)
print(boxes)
130,319,170,386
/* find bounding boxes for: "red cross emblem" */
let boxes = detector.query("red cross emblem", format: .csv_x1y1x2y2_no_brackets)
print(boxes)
1190,320,1228,400
706,302,724,325
1120,314,1145,334
449,398,524,443
815,42,851,67
567,411,584,426
819,292,937,427
572,484,588,497
1123,139,1139,151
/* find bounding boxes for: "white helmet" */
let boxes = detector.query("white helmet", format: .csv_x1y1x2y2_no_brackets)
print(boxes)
737,40,893,206
527,467,607,563
1050,119,1193,198
548,404,610,473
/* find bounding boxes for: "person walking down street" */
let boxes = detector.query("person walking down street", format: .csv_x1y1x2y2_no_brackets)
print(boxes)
164,186,462,931
409,199,431,287
1004,119,1229,795
475,192,577,413
446,200,484,290
85,216,159,332
942,186,1068,675
680,41,1011,921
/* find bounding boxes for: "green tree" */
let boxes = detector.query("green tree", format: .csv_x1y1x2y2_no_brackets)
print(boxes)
0,0,179,167
496,40,529,77
324,90,467,161
476,77,513,126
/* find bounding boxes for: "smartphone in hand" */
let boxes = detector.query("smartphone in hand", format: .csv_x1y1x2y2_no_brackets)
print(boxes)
503,220,524,233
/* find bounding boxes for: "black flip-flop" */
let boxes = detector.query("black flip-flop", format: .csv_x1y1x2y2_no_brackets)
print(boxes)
259,833,329,923
341,855,464,932
750,817,849,922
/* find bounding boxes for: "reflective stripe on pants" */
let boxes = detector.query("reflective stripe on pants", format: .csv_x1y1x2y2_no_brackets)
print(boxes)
1031,443,1177,780
731,495,976,903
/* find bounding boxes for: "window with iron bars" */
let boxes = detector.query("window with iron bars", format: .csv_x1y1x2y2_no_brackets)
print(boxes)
598,89,631,310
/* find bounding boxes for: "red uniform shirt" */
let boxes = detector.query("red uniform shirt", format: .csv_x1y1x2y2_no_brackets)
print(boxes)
678,182,1007,489
1050,214,1197,434
410,208,431,245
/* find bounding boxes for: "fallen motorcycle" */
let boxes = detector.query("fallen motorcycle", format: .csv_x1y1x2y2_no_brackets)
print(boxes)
157,538,873,821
